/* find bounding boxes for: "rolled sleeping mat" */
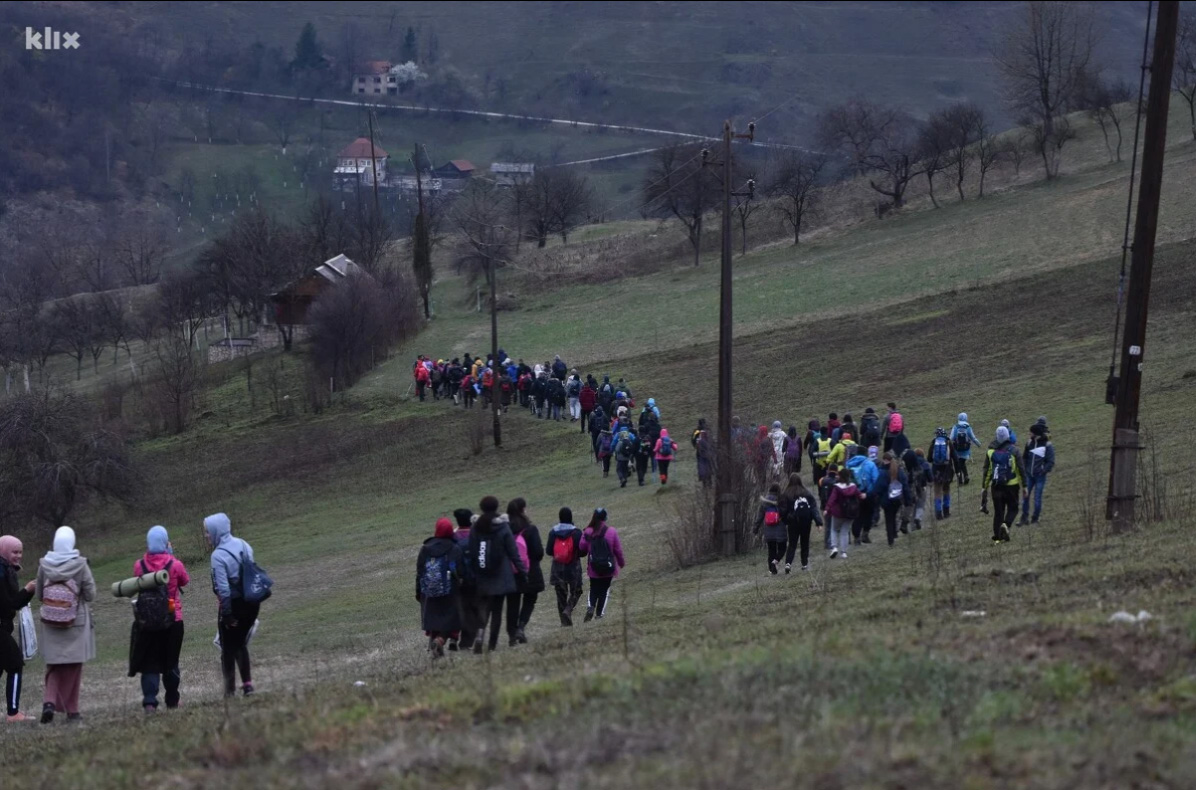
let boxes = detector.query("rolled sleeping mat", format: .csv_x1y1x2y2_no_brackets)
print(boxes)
111,570,169,598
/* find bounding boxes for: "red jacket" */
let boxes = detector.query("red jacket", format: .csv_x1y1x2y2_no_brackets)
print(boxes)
414,364,430,383
579,387,596,411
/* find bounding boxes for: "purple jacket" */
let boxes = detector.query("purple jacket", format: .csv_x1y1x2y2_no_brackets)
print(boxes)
580,523,626,579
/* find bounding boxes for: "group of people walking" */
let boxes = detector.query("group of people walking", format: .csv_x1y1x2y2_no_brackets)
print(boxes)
0,514,271,723
416,498,626,657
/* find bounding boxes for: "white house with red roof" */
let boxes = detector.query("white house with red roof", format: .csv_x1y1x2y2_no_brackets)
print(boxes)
353,60,394,95
334,137,389,187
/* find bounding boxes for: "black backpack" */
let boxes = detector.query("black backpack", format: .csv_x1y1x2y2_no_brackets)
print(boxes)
588,527,616,577
133,560,175,632
860,415,881,446
838,486,861,520
792,496,814,522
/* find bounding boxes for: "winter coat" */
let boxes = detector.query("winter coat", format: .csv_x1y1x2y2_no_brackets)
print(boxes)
825,482,863,519
37,556,97,665
778,489,822,527
950,422,981,458
825,440,857,469
755,494,787,542
416,536,464,634
580,387,597,411
696,434,714,480
546,524,584,587
768,429,788,475
0,558,34,672
580,524,626,579
879,467,914,507
1023,436,1056,477
983,441,1027,489
467,517,526,597
890,431,911,458
654,431,678,461
512,521,546,594
135,553,190,622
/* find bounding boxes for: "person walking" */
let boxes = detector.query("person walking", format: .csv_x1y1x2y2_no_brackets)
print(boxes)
505,499,544,646
204,513,262,699
452,509,479,652
779,474,821,572
416,518,464,659
882,403,904,454
37,526,96,723
783,426,802,477
755,484,786,575
566,373,583,422
546,508,585,626
613,423,637,488
468,498,527,653
579,379,597,432
880,452,913,546
597,427,614,478
818,465,840,551
580,509,624,621
900,449,931,532
695,429,714,488
1020,417,1056,525
929,427,957,520
846,450,879,545
0,536,36,722
824,468,863,560
633,428,653,487
129,526,190,713
983,426,1026,543
768,421,788,480
654,428,677,485
949,413,981,485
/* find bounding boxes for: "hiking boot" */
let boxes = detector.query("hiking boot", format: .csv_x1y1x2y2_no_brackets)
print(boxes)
935,510,944,521
509,636,519,648
620,479,627,488
943,506,951,518
1000,525,1011,542
1031,516,1040,524
242,683,255,697
584,607,595,623
65,713,82,723
473,637,485,655
40,704,54,724
516,628,528,645
784,563,792,574
769,560,778,575
914,519,923,530
899,520,909,534
861,533,872,544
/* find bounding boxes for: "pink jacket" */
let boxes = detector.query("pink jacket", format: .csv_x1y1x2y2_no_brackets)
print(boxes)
654,429,678,462
580,524,626,579
135,553,191,622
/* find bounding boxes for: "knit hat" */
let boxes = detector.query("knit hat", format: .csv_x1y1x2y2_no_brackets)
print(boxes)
935,427,948,437
996,426,1010,443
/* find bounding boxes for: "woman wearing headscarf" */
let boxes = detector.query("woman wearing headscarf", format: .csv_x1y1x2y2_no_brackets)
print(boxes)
416,518,464,658
505,498,544,646
36,526,96,723
128,526,190,713
204,512,259,698
0,536,36,721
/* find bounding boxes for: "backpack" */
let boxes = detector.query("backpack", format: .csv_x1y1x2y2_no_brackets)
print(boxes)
512,532,530,575
588,527,616,577
860,415,881,446
40,579,80,629
763,503,781,527
567,380,581,397
953,426,972,453
888,478,905,500
658,437,674,458
838,486,861,520
616,430,634,459
420,553,455,598
218,547,274,605
474,535,500,577
889,412,904,434
552,532,576,565
842,442,859,460
991,448,1015,485
598,432,613,456
932,436,952,466
816,438,832,467
133,559,175,632
793,496,814,521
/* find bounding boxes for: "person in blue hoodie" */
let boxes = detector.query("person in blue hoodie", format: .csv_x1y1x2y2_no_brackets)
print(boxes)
204,513,259,698
846,451,879,544
949,413,982,485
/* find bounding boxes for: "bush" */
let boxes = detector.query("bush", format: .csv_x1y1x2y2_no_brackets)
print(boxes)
666,444,761,568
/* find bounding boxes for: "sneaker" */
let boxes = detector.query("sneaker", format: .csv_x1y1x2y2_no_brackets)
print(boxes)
829,548,839,559
840,553,847,560
801,565,809,571
242,683,255,697
432,637,446,658
509,636,519,648
993,537,1002,544
447,640,459,652
1031,516,1039,524
784,563,792,574
1018,517,1029,527
999,525,1011,542
899,521,909,535
473,637,485,655
584,607,595,623
516,628,528,645
144,705,157,715
6,712,30,723
980,506,989,515
65,713,82,723
769,560,778,575
861,534,872,544
620,479,627,488
40,704,54,724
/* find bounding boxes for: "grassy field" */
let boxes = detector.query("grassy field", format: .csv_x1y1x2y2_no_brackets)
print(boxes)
2,195,1195,787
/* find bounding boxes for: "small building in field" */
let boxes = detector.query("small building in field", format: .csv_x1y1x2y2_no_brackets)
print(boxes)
436,159,476,180
490,162,535,186
270,254,368,349
353,60,394,95
334,138,389,189
207,337,256,365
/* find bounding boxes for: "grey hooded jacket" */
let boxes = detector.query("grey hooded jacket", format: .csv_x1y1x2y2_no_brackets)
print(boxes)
205,513,256,616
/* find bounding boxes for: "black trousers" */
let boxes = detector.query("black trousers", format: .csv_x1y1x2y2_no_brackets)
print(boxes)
588,577,613,617
658,459,671,480
766,540,786,569
601,456,612,475
635,455,649,484
954,456,970,482
853,498,875,539
4,668,22,716
555,582,583,625
581,409,592,432
785,519,812,567
883,498,902,545
992,485,1020,538
459,592,486,648
218,599,260,695
504,592,538,638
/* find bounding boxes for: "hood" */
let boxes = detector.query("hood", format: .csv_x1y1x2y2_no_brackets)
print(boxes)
40,554,88,582
647,398,656,407
139,553,176,573
422,536,455,556
204,513,232,546
550,522,578,535
756,425,769,439
42,526,80,567
660,429,670,439
147,526,170,554
958,413,969,423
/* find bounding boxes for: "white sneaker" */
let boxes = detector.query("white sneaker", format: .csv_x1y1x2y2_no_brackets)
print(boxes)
841,553,847,560
784,563,792,574
829,548,839,559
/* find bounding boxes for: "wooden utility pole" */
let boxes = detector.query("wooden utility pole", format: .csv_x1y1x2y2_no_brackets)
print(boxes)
1107,0,1179,530
489,257,502,448
707,120,754,556
366,110,382,217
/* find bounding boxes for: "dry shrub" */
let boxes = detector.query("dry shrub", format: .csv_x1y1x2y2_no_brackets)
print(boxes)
466,408,487,456
665,447,762,568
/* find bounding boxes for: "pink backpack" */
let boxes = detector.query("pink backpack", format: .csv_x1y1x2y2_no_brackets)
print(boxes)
512,532,530,574
41,579,80,629
889,412,904,434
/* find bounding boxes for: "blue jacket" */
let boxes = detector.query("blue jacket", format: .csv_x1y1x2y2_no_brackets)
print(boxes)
846,456,879,498
204,513,256,616
1023,437,1056,477
950,422,981,458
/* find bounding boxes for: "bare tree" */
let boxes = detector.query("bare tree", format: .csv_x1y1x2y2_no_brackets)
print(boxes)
816,100,894,175
642,144,719,267
862,113,924,209
116,227,169,286
766,151,825,245
1176,11,1196,142
0,390,138,526
1001,129,1032,178
917,115,952,208
267,102,298,154
1080,74,1133,162
301,193,354,265
54,296,95,381
95,291,132,366
994,1,1096,179
520,169,594,247
974,117,1002,198
76,241,116,292
158,269,213,349
149,332,201,435
453,180,514,286
349,206,394,273
733,179,761,256
941,102,985,201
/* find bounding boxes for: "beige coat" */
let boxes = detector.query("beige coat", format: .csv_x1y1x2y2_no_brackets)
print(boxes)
36,556,97,665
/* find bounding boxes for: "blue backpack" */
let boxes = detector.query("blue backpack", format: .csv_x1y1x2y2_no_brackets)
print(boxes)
420,554,455,598
219,547,273,605
991,449,1015,485
932,436,951,466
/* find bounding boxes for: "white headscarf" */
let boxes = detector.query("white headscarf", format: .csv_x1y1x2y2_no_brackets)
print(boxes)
42,526,80,566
